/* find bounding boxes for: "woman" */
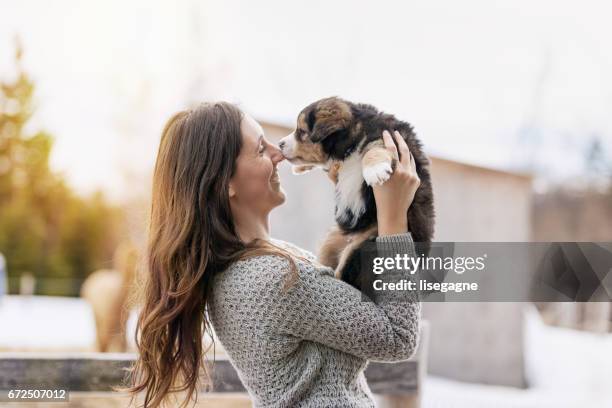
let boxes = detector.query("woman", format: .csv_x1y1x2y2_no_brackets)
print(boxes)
127,102,421,407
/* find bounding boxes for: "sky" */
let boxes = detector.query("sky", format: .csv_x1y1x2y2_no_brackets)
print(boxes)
1,0,611,201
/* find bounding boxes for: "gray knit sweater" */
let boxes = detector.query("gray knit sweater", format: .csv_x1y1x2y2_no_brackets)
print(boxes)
208,233,421,408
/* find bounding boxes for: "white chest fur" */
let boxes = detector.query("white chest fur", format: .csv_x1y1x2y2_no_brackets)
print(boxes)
335,153,366,227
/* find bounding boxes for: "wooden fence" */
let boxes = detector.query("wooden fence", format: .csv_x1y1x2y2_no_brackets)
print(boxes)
0,323,428,408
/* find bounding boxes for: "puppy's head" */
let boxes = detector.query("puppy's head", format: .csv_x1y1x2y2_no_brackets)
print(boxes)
279,97,354,171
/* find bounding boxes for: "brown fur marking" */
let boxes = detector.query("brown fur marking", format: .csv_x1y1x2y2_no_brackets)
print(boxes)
362,147,393,168
309,98,353,141
318,224,378,279
297,112,307,131
318,226,346,270
317,98,352,123
293,164,315,174
333,225,378,279
293,141,326,163
326,161,341,184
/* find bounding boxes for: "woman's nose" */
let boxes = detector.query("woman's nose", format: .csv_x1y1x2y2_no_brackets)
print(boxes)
269,144,285,164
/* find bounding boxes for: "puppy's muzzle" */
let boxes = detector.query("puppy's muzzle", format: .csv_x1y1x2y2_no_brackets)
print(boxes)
278,134,295,160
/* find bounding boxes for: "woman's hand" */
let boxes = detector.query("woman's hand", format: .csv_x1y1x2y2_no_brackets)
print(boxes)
373,130,421,236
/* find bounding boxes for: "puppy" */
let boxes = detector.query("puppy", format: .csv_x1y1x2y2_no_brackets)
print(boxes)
279,97,435,290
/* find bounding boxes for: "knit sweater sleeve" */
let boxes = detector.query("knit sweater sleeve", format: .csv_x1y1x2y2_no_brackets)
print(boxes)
254,232,421,363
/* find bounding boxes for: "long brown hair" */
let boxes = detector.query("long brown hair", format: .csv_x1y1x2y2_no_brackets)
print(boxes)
124,102,298,407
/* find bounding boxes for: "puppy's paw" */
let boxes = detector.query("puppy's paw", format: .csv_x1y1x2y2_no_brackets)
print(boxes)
362,162,392,186
292,165,315,175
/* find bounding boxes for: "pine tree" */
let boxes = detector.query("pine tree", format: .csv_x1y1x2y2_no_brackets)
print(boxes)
0,38,124,295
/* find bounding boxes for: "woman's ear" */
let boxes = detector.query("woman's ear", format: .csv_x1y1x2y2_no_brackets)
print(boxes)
229,182,236,198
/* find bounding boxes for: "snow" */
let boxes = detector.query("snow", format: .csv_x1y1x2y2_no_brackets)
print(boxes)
0,295,96,350
421,304,612,408
422,375,612,408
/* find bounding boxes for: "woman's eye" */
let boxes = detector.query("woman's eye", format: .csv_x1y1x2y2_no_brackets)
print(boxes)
259,145,265,155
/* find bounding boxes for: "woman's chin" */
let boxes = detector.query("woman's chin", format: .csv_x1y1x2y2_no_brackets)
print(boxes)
270,186,286,207
275,189,286,205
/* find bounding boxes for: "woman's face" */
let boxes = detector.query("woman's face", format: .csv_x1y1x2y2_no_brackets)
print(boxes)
229,114,286,217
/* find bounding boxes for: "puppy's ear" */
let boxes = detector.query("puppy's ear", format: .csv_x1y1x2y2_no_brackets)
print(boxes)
310,98,352,142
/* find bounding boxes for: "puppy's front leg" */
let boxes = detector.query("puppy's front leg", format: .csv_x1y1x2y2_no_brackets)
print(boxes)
362,145,395,186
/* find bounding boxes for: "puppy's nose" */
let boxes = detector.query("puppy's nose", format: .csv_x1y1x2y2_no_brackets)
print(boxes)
278,140,286,150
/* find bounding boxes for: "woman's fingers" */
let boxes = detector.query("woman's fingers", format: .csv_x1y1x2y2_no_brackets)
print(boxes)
384,130,419,184
391,130,420,186
382,130,399,161
393,131,410,168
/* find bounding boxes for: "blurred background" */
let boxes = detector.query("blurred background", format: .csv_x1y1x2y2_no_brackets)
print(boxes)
1,1,611,407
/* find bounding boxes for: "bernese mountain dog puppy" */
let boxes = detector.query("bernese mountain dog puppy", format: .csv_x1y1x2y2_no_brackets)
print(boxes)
279,96,435,291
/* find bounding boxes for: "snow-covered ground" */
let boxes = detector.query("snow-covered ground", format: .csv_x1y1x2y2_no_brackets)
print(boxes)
0,295,171,353
0,295,97,351
421,375,612,408
421,305,612,408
